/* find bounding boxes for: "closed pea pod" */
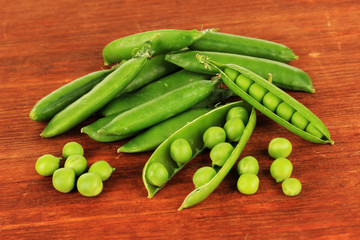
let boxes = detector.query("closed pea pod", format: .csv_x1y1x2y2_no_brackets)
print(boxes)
198,56,333,144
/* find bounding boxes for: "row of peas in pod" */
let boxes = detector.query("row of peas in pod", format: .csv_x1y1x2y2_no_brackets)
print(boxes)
35,142,115,197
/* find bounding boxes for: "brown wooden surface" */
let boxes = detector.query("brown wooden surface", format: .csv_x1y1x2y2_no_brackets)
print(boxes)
1,0,360,239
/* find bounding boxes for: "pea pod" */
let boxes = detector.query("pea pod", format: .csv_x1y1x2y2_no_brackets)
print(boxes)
165,50,314,93
179,104,256,210
190,30,298,62
41,43,153,138
29,69,114,121
99,70,210,116
103,29,204,65
142,101,254,199
199,56,333,144
98,79,218,136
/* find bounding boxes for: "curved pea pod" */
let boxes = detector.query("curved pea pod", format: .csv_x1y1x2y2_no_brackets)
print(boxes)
103,29,205,65
142,101,254,199
179,105,256,210
200,57,333,144
165,50,314,93
190,30,298,62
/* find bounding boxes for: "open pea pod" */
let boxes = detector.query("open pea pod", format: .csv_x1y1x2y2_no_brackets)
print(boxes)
142,101,254,199
198,55,333,144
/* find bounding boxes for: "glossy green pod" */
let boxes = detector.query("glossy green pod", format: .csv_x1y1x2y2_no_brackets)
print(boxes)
200,56,333,144
179,105,256,210
103,29,204,65
142,101,254,199
190,31,298,62
165,50,314,93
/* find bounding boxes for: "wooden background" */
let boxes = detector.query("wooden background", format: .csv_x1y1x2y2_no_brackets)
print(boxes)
1,0,359,239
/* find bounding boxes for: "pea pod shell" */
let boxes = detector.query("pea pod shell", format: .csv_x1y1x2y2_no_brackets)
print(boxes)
209,61,333,144
142,101,253,198
178,106,256,210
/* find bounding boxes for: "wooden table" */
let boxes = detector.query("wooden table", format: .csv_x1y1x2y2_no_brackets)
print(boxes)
1,0,359,239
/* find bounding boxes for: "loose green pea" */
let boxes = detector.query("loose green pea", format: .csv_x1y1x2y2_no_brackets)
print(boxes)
235,74,253,92
237,156,259,175
248,83,268,102
237,173,259,195
77,172,103,197
203,126,226,149
263,92,282,112
62,142,84,158
64,155,87,176
224,118,245,142
276,102,295,121
52,168,75,193
89,160,115,181
291,112,309,130
226,107,249,124
270,158,293,182
170,138,193,164
268,137,292,159
282,178,302,196
35,154,61,176
210,142,234,167
192,166,217,188
146,162,169,187
224,67,239,81
306,122,323,139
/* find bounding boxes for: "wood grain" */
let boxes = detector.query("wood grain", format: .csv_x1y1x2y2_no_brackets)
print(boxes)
1,0,360,239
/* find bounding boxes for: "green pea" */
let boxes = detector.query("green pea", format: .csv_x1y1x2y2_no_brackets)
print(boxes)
224,118,245,142
276,102,295,121
64,155,87,177
170,138,193,164
235,74,253,92
35,154,61,176
263,92,282,112
306,122,323,139
203,126,226,149
282,178,302,196
237,156,259,175
77,172,103,197
223,67,239,81
268,137,292,159
237,173,259,195
270,158,293,182
52,168,75,193
226,106,249,124
192,166,217,188
210,142,234,167
89,160,115,181
146,162,169,187
62,142,84,158
248,83,268,102
291,112,309,130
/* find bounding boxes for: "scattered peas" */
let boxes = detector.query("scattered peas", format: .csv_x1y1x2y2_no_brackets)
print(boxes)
270,158,293,182
35,154,61,176
64,155,87,176
226,106,249,124
282,178,302,196
224,118,245,142
268,137,292,159
237,173,259,195
77,172,103,197
170,138,193,164
89,160,115,181
210,142,234,167
203,126,226,149
192,166,217,188
146,162,169,187
237,156,259,175
52,168,76,193
62,141,84,158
